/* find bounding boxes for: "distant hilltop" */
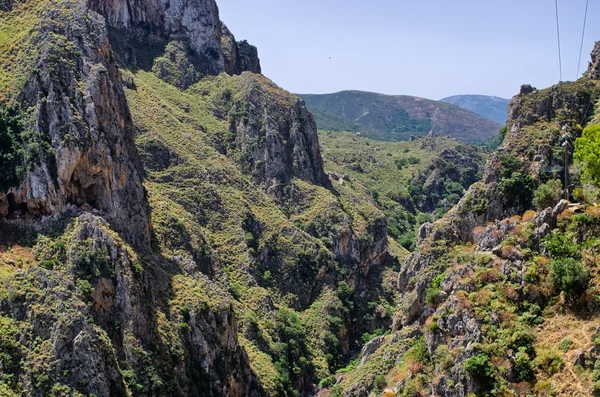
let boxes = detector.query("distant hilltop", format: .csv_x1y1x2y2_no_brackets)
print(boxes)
297,90,502,144
440,94,510,125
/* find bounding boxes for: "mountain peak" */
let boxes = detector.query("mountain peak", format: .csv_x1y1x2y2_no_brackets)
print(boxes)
89,0,260,81
440,94,510,125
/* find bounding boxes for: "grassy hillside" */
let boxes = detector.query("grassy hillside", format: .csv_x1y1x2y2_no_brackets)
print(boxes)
298,91,502,144
319,131,487,250
440,94,510,125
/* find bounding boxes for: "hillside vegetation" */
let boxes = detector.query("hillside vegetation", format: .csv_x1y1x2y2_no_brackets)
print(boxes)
298,91,502,144
326,74,600,396
4,0,600,396
320,132,487,250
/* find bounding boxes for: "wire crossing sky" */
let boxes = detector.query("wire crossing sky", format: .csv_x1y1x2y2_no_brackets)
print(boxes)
218,0,600,100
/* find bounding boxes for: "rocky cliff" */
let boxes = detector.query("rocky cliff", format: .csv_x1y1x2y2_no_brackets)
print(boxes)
0,0,392,396
89,0,260,81
224,73,327,193
0,0,149,248
328,46,600,397
585,41,600,80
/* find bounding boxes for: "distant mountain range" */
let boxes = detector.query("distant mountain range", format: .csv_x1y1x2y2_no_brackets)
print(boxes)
440,94,510,125
297,91,502,144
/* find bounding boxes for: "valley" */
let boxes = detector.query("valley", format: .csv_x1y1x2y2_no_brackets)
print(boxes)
1,0,600,397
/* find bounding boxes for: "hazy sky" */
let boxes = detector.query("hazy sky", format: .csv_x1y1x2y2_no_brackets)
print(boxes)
218,0,600,100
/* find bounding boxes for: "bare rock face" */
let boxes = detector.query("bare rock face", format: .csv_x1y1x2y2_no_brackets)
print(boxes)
89,0,261,80
585,41,600,80
227,74,327,192
2,0,150,248
0,213,260,396
0,0,11,11
222,25,262,75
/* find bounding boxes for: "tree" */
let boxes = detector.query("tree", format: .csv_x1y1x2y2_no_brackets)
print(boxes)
551,257,590,298
575,124,600,185
0,106,23,190
532,179,563,210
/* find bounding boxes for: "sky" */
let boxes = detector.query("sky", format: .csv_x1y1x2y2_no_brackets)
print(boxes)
218,0,600,100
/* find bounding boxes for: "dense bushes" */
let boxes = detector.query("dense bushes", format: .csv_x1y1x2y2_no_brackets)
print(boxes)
545,231,590,299
425,272,445,306
532,179,563,210
394,156,420,169
0,106,24,190
497,153,534,208
551,257,590,298
464,353,493,379
575,124,600,185
272,309,314,395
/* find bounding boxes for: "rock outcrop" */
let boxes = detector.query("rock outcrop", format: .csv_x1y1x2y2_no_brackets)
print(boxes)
226,74,327,192
89,0,261,80
222,25,262,75
1,0,149,248
347,43,600,397
0,213,261,396
585,41,600,80
0,0,11,11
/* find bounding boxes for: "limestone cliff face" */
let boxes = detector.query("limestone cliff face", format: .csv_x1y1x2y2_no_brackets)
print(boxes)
0,213,261,397
89,0,260,79
1,0,149,248
226,74,327,193
222,25,262,75
585,41,600,80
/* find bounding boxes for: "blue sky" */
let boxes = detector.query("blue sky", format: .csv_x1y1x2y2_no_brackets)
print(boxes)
218,0,600,100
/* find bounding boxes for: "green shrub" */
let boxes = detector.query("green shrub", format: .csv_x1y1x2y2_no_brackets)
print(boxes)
551,257,590,298
464,353,493,378
395,158,408,169
76,279,94,295
406,337,429,364
0,106,24,190
41,259,56,270
318,376,336,389
499,125,507,138
575,124,600,185
471,195,488,216
532,179,563,210
361,329,388,344
398,232,416,251
229,281,243,300
514,347,534,381
425,288,441,306
545,232,579,259
337,281,354,312
425,272,445,306
181,305,191,322
244,231,255,247
373,374,386,392
559,338,574,352
499,172,533,208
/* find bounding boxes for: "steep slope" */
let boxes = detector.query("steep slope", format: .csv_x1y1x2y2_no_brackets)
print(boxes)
440,94,510,125
297,91,502,144
0,1,401,396
328,48,600,397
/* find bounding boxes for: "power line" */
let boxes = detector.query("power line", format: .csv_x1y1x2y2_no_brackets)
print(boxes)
555,0,563,81
577,0,590,78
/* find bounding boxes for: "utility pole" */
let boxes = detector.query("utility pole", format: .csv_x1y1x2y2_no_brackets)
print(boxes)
562,127,572,200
